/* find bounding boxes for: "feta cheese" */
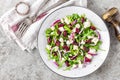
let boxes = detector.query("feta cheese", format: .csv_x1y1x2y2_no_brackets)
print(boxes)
72,28,76,32
51,32,54,35
59,27,64,32
86,54,92,59
80,45,84,49
83,20,91,28
78,62,83,68
87,35,94,39
69,39,73,44
73,45,78,50
89,48,96,54
66,40,70,45
79,61,82,64
46,45,51,50
69,54,72,56
50,26,55,30
64,17,71,24
61,42,64,46
72,64,78,69
61,18,64,23
59,38,64,42
53,59,56,62
75,24,80,28
75,36,77,39
61,58,65,61
73,64,76,67
54,46,59,51
81,40,85,44
92,37,99,45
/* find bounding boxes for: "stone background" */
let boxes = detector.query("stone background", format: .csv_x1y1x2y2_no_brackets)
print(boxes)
0,0,120,80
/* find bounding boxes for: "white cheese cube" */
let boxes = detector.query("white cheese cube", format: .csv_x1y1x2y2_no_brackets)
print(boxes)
69,54,72,56
59,38,64,42
92,37,99,45
75,36,77,39
84,20,91,28
73,64,77,68
72,28,76,32
81,40,85,44
54,46,59,51
89,48,96,54
50,26,55,30
72,64,78,69
51,32,54,35
61,18,64,23
46,45,51,50
53,59,56,62
87,35,94,39
61,58,65,61
75,24,80,28
86,54,92,59
69,39,73,44
61,42,64,46
66,40,70,45
80,45,84,49
59,27,64,32
73,45,78,50
79,61,83,68
64,17,71,24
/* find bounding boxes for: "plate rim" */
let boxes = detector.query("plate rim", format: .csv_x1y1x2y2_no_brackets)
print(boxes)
37,6,110,78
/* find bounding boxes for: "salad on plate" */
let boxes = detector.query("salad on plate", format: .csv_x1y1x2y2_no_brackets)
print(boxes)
45,14,102,70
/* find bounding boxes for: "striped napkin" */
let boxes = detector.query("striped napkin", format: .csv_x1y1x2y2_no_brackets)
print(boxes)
0,0,87,52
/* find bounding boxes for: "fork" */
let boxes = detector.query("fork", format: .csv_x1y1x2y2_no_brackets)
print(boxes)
16,0,49,38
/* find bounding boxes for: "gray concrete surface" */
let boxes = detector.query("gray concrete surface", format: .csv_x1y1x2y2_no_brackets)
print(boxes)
0,0,120,80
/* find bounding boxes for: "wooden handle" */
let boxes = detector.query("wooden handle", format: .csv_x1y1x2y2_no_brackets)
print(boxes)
111,20,120,40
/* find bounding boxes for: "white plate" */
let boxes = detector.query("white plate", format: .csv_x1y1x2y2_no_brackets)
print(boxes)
38,6,110,78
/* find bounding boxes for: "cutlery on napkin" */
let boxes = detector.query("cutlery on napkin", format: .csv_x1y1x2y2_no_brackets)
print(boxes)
0,0,87,52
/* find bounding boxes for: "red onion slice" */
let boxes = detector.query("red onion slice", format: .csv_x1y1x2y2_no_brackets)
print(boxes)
95,30,101,39
53,62,59,67
58,23,64,27
70,32,75,40
88,52,97,56
84,57,91,63
52,20,61,26
71,20,77,26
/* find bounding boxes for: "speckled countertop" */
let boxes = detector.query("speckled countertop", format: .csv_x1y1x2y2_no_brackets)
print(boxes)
0,0,120,80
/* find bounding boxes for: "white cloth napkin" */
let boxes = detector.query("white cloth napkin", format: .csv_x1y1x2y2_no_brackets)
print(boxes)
0,0,87,52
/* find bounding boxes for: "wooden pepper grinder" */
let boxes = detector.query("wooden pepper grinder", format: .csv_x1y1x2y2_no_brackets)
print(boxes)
102,7,120,41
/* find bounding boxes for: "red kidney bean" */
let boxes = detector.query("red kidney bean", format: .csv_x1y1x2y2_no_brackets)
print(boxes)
55,40,60,46
65,60,70,67
90,26,96,30
76,28,80,34
63,31,67,37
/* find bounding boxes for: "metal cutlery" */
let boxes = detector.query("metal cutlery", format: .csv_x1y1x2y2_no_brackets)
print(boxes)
16,0,70,38
16,0,49,38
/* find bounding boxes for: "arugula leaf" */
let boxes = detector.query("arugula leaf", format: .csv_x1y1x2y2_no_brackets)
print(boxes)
64,66,73,70
82,28,94,40
46,48,50,54
70,45,73,51
72,14,80,20
46,28,52,34
91,41,102,51
64,25,72,33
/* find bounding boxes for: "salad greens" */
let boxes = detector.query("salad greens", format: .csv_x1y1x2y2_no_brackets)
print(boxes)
45,13,102,70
